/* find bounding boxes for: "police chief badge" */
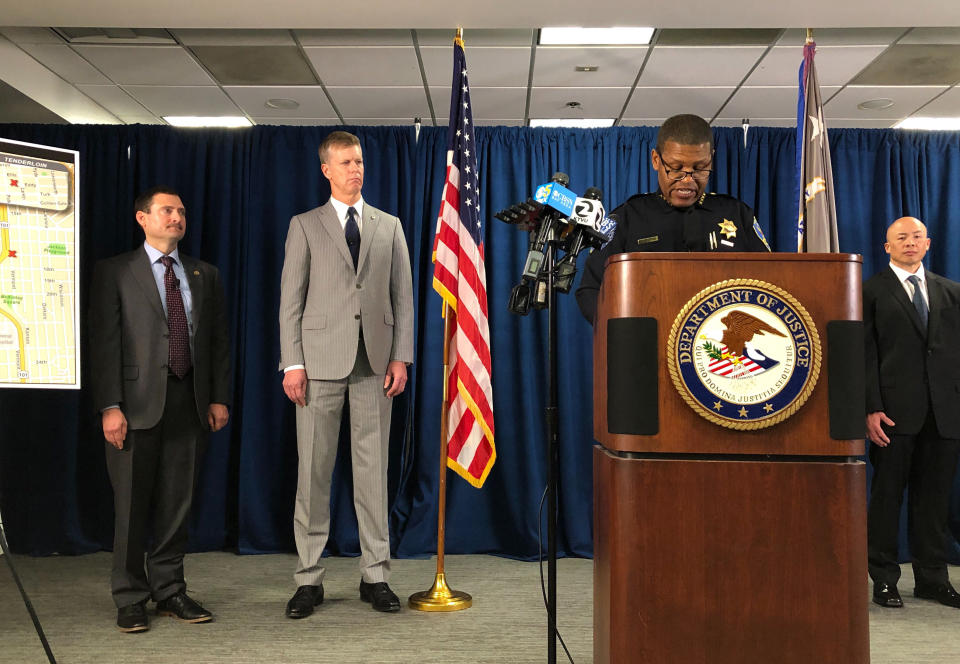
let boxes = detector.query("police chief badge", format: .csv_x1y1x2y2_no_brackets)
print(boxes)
666,279,821,430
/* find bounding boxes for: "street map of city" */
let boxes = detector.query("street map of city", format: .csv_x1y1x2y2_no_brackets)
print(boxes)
0,138,80,388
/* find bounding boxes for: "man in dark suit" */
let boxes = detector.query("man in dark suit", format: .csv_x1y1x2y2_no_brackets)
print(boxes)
89,186,231,632
864,216,960,609
278,131,413,618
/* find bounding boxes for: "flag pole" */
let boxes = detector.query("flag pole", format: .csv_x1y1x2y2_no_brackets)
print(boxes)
408,301,472,611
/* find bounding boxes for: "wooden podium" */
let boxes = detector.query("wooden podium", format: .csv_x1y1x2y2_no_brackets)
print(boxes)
592,253,869,664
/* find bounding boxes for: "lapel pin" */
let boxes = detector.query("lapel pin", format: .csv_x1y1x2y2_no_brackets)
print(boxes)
193,270,200,276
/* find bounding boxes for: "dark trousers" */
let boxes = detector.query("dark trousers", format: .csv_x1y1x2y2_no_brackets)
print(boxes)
867,409,960,587
105,374,205,608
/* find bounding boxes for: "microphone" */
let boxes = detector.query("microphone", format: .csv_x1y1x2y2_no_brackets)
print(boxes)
502,176,609,312
570,187,605,231
597,211,618,249
533,172,577,219
517,172,575,281
555,187,609,292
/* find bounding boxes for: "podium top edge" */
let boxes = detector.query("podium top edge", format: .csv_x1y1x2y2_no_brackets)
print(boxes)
606,252,862,264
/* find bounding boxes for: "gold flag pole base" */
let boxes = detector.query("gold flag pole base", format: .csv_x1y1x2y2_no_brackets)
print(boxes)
408,572,472,612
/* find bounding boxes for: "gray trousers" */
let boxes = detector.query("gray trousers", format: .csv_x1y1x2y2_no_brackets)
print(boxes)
293,344,392,587
105,374,205,608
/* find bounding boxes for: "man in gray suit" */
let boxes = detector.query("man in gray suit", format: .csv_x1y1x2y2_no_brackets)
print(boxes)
89,186,231,632
279,131,414,617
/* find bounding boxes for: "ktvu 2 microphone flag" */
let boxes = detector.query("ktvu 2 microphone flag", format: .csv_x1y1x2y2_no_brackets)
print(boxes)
431,35,496,488
796,39,840,253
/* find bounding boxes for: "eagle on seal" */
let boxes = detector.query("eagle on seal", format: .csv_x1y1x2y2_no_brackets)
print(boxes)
719,310,786,357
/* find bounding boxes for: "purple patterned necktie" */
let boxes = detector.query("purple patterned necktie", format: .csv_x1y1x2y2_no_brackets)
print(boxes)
160,256,192,378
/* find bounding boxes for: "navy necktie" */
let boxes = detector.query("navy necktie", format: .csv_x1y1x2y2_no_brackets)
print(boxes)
160,256,191,378
345,207,360,271
907,274,928,330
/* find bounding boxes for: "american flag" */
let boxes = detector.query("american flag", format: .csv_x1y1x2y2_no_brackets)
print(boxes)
431,36,496,488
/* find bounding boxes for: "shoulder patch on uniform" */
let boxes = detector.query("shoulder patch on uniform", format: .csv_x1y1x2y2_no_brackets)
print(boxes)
752,218,771,251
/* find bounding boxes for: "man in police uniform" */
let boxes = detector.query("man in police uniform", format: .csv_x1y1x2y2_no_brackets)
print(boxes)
575,114,770,323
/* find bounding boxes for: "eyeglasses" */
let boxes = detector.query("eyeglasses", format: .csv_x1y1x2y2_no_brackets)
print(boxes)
657,154,712,181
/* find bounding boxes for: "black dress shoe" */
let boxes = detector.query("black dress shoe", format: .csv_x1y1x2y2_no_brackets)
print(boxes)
914,582,960,608
117,601,149,632
156,592,213,623
359,580,400,612
286,584,324,619
872,582,903,608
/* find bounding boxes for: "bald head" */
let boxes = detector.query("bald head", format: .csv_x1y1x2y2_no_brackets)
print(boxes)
885,216,930,272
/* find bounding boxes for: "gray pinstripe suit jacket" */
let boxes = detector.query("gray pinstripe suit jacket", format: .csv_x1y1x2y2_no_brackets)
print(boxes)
278,200,414,379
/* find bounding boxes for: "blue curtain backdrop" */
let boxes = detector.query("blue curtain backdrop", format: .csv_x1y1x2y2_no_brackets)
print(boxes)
0,123,958,564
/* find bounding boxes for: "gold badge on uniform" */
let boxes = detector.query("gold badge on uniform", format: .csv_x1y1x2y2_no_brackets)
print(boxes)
717,219,737,239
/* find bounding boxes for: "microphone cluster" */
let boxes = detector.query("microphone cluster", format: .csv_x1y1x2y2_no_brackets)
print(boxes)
495,172,616,315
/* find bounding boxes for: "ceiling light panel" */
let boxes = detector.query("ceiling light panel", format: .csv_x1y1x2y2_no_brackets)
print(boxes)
539,27,653,45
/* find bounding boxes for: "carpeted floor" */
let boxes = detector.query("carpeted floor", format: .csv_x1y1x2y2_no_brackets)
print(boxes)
1,552,958,663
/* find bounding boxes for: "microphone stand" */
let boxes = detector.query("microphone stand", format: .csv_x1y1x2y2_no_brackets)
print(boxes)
544,229,559,664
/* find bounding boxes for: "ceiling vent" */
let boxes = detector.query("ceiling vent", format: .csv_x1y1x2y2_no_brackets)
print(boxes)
53,28,176,45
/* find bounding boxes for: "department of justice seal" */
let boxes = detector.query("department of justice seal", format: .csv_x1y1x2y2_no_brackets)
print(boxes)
666,279,821,430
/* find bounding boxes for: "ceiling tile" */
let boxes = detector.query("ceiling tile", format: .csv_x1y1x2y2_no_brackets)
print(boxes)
714,117,899,128
78,84,154,117
619,118,667,127
825,86,948,119
72,45,213,85
122,85,241,116
908,86,960,117
533,47,647,87
713,118,793,127
658,29,781,46
420,46,530,87
624,87,734,120
747,46,886,87
528,87,630,118
852,45,960,85
899,28,960,45
723,86,841,118
325,87,430,119
641,46,766,86
295,30,412,47
777,28,904,47
430,87,527,119
473,119,526,126
225,85,335,117
191,46,316,85
303,47,422,86
173,29,295,46
0,79,66,123
416,29,534,47
18,44,112,84
0,27,64,44
250,117,341,126
827,118,899,128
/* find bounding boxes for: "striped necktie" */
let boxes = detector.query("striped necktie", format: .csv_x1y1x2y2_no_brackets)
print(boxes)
907,274,928,330
160,256,191,378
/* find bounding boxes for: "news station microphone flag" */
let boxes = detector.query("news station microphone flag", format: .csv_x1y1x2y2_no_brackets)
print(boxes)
410,29,494,612
796,30,840,253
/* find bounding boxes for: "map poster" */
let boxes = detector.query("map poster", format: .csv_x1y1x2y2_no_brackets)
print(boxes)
0,138,80,389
